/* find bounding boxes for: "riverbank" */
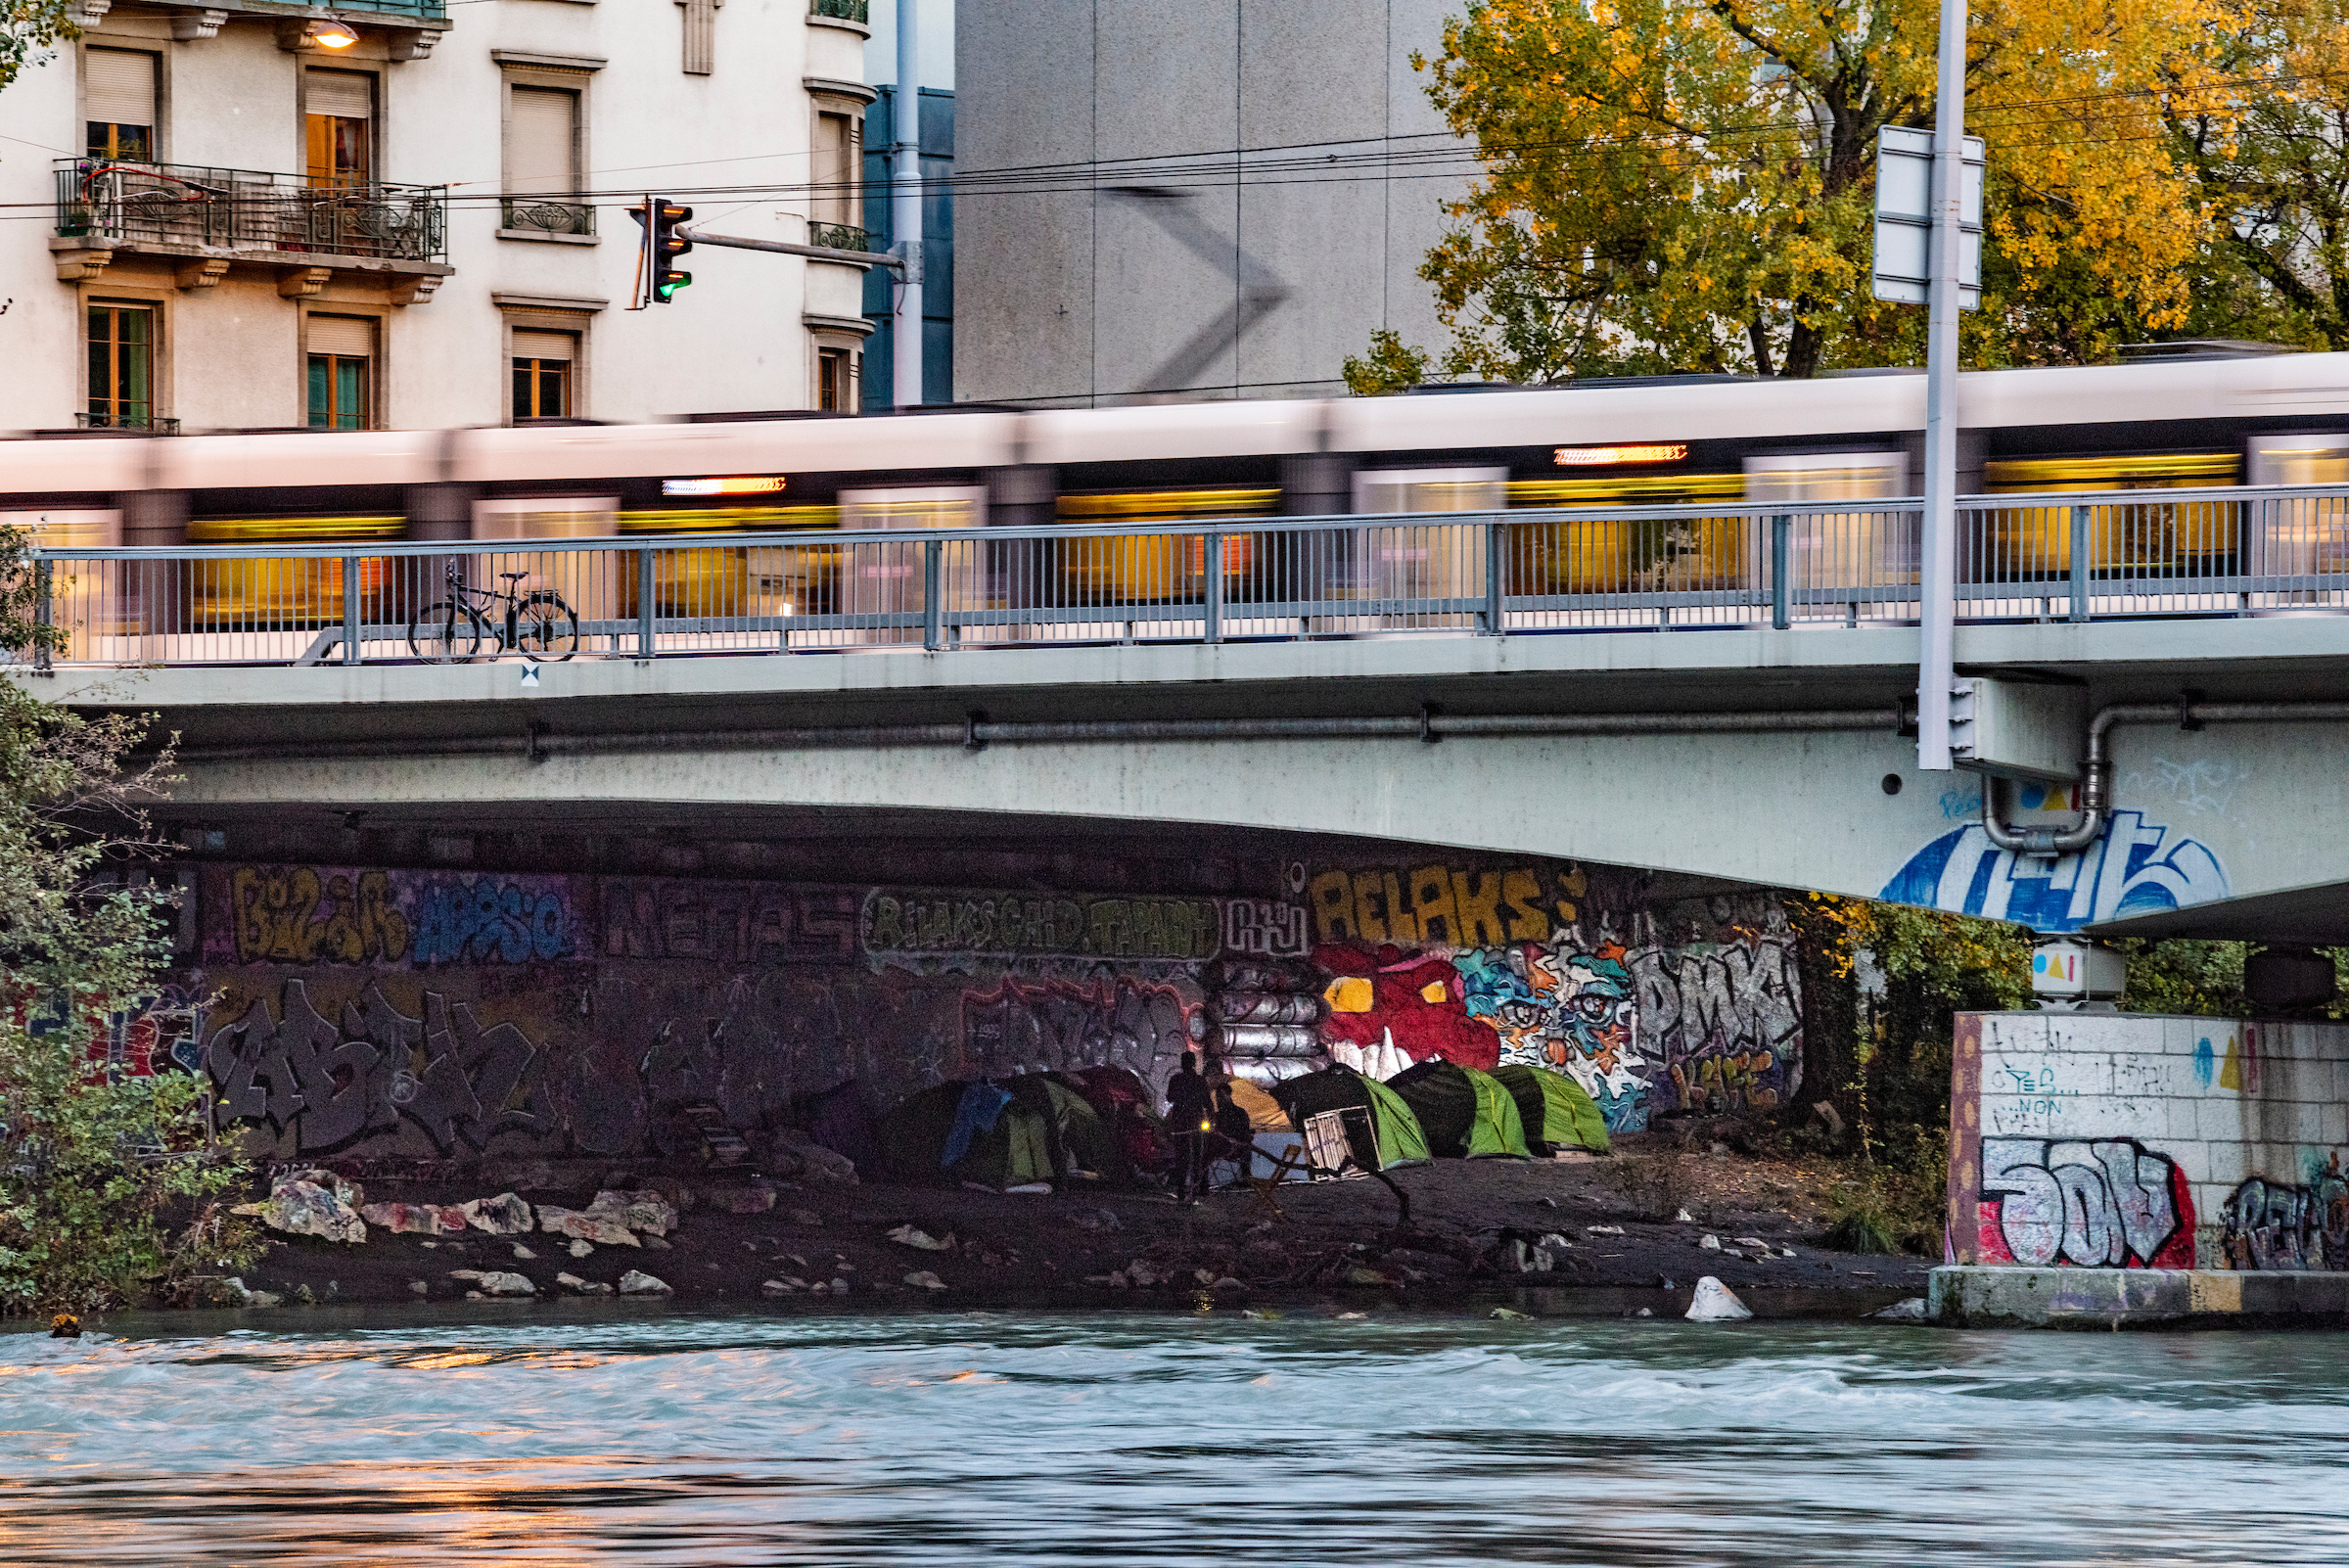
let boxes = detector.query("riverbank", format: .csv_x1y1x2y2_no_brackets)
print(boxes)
225,1135,1936,1317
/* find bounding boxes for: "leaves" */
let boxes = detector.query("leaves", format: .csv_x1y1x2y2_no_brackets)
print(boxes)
0,1,77,100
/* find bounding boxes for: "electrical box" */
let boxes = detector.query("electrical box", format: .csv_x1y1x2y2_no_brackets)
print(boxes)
2032,939,2127,1004
1950,676,2087,783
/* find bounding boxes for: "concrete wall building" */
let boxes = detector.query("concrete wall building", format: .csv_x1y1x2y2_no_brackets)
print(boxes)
953,0,1469,407
0,0,878,437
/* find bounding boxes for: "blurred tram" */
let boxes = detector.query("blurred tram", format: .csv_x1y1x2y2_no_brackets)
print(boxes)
7,348,2349,632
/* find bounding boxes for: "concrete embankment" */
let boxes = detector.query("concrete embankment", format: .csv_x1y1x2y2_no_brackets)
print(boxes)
1931,1265,2349,1328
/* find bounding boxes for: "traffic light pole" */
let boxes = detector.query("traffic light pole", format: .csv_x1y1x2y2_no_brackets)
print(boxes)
675,227,906,270
1915,0,1965,772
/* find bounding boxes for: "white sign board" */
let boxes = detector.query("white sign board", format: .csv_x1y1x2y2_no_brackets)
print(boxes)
1872,125,1983,308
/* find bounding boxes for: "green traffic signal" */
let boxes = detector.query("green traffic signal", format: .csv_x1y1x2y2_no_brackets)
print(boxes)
654,271,693,301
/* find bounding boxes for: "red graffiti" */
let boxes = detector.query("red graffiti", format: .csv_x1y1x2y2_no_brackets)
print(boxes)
1313,943,1498,1071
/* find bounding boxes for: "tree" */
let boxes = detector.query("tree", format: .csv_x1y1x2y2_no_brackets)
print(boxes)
1,1,75,99
0,523,258,1314
1381,0,2241,384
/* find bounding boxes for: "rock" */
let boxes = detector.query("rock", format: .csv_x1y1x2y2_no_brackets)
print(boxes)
555,1272,614,1296
1334,1311,1367,1320
887,1224,953,1252
591,1190,680,1237
788,1209,823,1228
258,1171,367,1244
618,1269,672,1297
1586,1224,1624,1236
465,1291,484,1301
1709,1141,1732,1156
245,1289,284,1308
774,1129,858,1184
447,1268,484,1281
709,1185,777,1216
1700,1233,1723,1251
460,1193,535,1236
1105,1270,1129,1288
903,1270,948,1291
1872,1297,1929,1321
828,1276,851,1294
408,1279,429,1296
1535,1196,1558,1208
1488,1307,1528,1319
1676,1209,1696,1223
762,1277,806,1296
1779,1248,1798,1259
1126,1260,1158,1287
1339,1264,1390,1287
1070,1208,1123,1234
536,1207,640,1247
1209,1276,1246,1293
1685,1275,1753,1321
1733,1236,1767,1249
568,1238,594,1259
475,1271,536,1297
511,1244,536,1261
358,1201,467,1237
203,1275,255,1307
641,1235,671,1250
1633,1307,1654,1317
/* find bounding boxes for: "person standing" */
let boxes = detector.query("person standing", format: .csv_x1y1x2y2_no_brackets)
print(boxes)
1165,1052,1214,1206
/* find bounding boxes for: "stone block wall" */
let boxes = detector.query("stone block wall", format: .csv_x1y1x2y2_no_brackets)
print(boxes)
1948,1012,2349,1272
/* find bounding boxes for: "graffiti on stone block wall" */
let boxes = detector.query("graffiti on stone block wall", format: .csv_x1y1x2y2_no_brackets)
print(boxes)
1305,865,1799,1133
1221,898,1310,958
204,979,545,1153
1882,810,2227,932
864,888,1222,965
962,977,1204,1082
600,880,859,964
1977,1135,2196,1268
2221,1160,2349,1270
214,865,579,968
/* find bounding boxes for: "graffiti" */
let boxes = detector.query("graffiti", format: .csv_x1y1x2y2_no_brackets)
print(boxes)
1464,940,1649,1130
225,866,411,965
601,880,857,964
1977,1136,2196,1268
1220,899,1310,958
204,980,544,1153
1628,940,1800,1116
1938,788,1984,820
864,888,1220,963
411,877,575,965
1881,810,2228,932
1306,862,1586,947
2221,1163,2349,1270
2123,756,2250,821
961,977,1202,1084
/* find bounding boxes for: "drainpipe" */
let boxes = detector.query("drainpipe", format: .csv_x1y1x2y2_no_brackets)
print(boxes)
1981,697,2349,856
890,0,923,408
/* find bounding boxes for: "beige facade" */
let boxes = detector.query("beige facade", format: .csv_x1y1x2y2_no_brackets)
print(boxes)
0,0,877,435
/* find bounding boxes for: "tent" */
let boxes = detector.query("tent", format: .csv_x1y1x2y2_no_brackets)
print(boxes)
1490,1064,1611,1155
1065,1064,1172,1176
1385,1058,1531,1159
1269,1063,1432,1172
876,1075,1121,1190
1223,1076,1291,1130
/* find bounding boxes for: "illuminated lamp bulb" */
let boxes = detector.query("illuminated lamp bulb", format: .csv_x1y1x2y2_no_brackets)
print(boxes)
307,16,359,47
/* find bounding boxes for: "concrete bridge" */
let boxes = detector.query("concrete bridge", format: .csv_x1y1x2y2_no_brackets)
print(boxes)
25,492,2349,942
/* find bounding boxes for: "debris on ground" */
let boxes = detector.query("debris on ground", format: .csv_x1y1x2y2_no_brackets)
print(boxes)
1685,1275,1752,1321
618,1269,673,1296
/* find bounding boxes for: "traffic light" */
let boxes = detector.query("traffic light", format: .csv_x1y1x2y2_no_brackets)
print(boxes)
643,197,694,303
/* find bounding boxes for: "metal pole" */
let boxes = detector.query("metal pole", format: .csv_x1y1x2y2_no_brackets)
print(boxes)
1771,514,1792,629
2069,503,2090,623
1204,530,1224,644
342,555,359,665
1916,0,1966,770
892,0,924,408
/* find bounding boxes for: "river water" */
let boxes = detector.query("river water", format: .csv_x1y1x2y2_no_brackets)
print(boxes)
2,1306,2342,1565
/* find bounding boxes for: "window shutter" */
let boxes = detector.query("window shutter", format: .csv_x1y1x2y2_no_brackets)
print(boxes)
512,330,576,362
507,87,576,195
86,50,156,129
304,69,374,121
307,315,374,357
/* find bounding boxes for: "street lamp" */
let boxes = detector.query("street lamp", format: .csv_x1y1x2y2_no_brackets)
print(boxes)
306,15,359,48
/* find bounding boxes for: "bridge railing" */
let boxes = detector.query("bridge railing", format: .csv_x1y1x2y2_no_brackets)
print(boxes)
17,485,2349,668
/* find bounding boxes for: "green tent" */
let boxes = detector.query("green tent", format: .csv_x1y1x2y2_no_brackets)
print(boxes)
1269,1064,1432,1172
1386,1059,1531,1159
876,1075,1119,1190
1490,1064,1611,1155
951,1098,1055,1188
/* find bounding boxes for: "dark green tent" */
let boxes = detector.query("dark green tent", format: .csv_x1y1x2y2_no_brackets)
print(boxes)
1490,1064,1611,1155
1269,1064,1432,1171
876,1081,969,1184
877,1075,1120,1189
1386,1059,1531,1159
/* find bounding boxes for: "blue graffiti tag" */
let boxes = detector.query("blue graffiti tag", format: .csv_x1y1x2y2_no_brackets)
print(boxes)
1880,810,2227,932
409,879,571,965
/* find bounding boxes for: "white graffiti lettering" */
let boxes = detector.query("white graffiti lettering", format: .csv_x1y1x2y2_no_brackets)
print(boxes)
1980,1136,2188,1268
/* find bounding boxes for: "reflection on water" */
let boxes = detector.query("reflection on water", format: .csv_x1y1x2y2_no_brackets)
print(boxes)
2,1308,2344,1565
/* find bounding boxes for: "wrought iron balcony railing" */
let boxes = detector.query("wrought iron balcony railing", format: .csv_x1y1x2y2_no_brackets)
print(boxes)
501,198,597,238
337,0,449,18
808,221,876,253
55,159,448,264
74,412,180,436
811,0,869,22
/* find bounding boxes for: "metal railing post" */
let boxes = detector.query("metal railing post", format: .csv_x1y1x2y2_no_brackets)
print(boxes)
1204,530,1224,644
341,555,360,665
31,554,53,673
1484,516,1505,635
637,545,656,659
923,538,943,650
1771,514,1791,629
2069,503,2090,622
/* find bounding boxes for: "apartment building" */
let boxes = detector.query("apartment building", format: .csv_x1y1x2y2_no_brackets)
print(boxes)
0,0,878,438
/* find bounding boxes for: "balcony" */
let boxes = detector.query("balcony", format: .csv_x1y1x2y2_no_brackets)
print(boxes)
501,198,597,240
811,0,869,21
74,412,181,436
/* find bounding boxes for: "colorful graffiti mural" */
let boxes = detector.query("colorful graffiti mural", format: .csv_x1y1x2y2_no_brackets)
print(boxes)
864,889,1223,964
212,865,580,968
1976,1136,2196,1268
961,977,1202,1082
602,881,859,964
2221,1163,2349,1270
1882,810,2227,931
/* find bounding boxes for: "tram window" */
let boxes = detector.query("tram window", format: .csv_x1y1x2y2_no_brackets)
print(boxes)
1744,452,1908,502
2247,437,2349,487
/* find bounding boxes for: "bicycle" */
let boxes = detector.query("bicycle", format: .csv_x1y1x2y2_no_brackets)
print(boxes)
407,563,579,663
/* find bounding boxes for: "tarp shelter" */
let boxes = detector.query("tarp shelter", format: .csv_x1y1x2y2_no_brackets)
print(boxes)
1066,1064,1171,1176
1490,1064,1611,1155
1386,1059,1531,1159
1224,1076,1291,1130
1269,1063,1432,1172
877,1075,1113,1189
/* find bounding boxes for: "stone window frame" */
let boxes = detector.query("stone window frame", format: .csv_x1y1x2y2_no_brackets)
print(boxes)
493,52,605,246
494,293,604,424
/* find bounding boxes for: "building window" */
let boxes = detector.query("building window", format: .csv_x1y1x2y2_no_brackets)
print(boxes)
504,85,587,235
85,49,156,161
813,111,861,230
817,346,854,412
305,315,374,430
86,304,155,429
512,329,576,420
304,69,374,190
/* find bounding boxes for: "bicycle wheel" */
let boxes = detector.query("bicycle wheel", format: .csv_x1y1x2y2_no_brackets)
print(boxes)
516,593,579,662
408,601,484,664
